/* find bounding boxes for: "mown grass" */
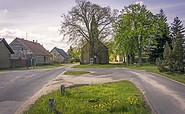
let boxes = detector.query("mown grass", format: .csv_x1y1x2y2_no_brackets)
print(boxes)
63,70,90,75
24,81,150,114
123,64,185,84
0,64,65,71
32,64,65,69
74,63,125,68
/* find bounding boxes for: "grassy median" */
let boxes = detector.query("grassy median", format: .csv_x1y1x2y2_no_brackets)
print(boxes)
75,63,185,84
24,81,150,114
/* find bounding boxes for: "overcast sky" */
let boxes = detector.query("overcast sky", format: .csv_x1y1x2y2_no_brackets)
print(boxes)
0,0,185,51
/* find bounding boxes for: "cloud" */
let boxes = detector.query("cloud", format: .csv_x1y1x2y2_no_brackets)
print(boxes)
135,1,143,5
0,9,8,14
0,28,69,51
47,26,60,33
0,28,26,39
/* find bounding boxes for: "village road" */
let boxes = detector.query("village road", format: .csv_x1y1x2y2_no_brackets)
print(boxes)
65,67,185,114
0,67,66,114
0,66,185,114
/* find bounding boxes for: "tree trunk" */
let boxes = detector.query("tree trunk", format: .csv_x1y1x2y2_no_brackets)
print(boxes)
89,40,94,64
138,47,143,66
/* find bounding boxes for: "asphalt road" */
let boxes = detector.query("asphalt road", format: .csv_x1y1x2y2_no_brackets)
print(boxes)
70,68,185,114
0,66,185,114
0,67,65,114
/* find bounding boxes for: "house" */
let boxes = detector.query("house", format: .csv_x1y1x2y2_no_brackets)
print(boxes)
81,40,109,64
50,47,69,63
0,38,14,68
10,37,51,66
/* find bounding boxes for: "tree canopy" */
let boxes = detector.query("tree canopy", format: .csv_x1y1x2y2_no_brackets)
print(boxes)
114,3,156,65
60,0,117,45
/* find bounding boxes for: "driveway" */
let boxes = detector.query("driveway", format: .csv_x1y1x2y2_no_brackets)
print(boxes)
0,66,66,114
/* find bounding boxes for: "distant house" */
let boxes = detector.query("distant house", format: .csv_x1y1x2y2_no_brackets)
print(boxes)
0,38,14,68
50,47,69,63
81,40,109,64
10,38,51,66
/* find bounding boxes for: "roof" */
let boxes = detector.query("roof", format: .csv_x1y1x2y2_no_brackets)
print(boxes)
51,47,69,58
16,38,50,56
0,38,14,54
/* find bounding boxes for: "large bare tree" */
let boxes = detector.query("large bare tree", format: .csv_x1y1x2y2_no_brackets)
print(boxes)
60,0,116,63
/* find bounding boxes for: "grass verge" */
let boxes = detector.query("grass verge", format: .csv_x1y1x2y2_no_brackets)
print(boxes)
74,63,125,68
123,64,185,84
24,81,151,114
0,64,65,71
63,70,90,75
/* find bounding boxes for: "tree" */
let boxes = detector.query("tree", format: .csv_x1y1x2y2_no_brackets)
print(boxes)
171,34,184,72
148,9,170,63
60,0,116,64
114,3,156,65
170,17,185,72
67,46,81,62
157,17,185,72
105,41,117,62
171,17,185,39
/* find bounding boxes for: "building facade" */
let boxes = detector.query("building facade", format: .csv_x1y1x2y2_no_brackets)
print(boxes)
0,38,14,68
10,38,51,66
50,47,69,63
81,40,109,64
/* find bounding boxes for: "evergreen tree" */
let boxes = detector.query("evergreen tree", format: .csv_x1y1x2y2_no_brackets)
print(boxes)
157,17,185,72
171,33,184,72
171,17,185,39
149,9,170,63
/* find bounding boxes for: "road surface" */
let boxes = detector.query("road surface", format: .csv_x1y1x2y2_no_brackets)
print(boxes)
0,67,65,114
0,66,185,114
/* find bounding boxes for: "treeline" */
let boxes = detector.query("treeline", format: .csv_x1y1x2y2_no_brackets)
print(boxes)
113,4,185,72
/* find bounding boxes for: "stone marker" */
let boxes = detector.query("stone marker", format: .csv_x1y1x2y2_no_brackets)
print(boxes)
48,98,55,111
61,85,65,95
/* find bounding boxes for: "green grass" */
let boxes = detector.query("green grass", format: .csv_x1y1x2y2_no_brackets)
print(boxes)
0,64,65,71
24,81,150,114
63,70,90,75
32,64,65,69
123,64,185,84
74,63,125,68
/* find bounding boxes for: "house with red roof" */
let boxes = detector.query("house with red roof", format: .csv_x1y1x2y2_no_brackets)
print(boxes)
10,37,51,66
0,38,14,68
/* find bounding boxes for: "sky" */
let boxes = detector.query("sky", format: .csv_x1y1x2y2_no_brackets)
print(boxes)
0,0,185,52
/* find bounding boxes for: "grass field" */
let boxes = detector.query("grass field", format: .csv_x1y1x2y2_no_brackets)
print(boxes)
24,81,150,114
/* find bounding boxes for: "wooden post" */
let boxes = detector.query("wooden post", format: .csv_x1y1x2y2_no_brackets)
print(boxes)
61,85,65,95
48,98,55,111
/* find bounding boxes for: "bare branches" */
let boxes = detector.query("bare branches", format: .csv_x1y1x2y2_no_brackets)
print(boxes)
60,0,116,46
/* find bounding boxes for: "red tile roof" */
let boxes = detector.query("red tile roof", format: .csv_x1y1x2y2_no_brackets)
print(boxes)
16,38,50,56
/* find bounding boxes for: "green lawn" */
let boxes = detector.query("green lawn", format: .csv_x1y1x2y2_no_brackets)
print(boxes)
63,70,90,75
24,81,150,114
123,64,185,84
